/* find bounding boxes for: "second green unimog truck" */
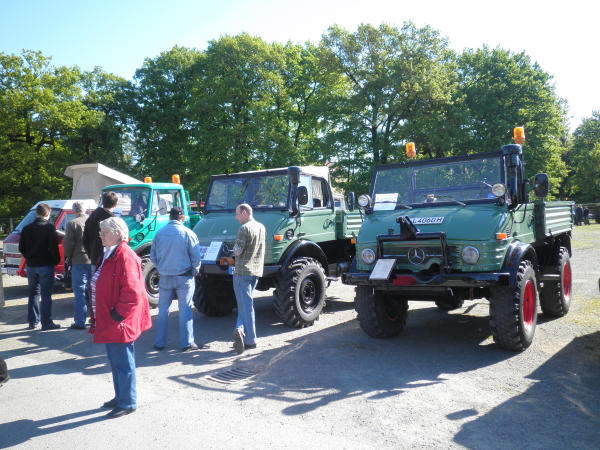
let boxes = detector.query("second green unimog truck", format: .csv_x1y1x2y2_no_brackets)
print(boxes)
343,128,573,351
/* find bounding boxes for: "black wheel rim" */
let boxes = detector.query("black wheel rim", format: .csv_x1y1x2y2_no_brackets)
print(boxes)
299,277,318,312
147,269,159,295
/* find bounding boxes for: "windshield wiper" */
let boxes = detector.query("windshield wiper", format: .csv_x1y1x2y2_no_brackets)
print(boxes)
432,195,466,207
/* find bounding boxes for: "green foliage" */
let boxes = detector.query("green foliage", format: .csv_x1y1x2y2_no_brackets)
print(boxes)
566,112,600,202
456,46,569,197
321,22,458,174
0,24,584,216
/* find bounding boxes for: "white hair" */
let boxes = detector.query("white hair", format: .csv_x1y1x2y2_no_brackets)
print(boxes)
73,201,85,213
99,217,129,242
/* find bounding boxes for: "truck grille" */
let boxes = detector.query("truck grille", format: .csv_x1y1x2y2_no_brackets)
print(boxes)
381,243,458,268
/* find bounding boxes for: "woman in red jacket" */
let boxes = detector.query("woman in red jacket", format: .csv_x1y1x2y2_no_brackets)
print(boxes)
90,216,152,419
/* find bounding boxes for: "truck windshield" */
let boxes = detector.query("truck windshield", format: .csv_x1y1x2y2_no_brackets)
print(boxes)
14,208,62,233
206,174,289,211
109,188,151,217
372,156,503,208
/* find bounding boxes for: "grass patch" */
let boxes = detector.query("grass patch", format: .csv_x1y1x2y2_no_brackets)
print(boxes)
568,297,600,325
571,224,600,249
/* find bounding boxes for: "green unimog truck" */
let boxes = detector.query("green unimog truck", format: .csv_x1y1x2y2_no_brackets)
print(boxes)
102,175,202,306
342,129,573,351
192,166,362,328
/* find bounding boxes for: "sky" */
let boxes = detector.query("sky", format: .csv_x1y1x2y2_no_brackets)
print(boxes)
1,0,598,131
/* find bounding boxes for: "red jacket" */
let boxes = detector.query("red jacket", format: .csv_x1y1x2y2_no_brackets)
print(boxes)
92,242,152,344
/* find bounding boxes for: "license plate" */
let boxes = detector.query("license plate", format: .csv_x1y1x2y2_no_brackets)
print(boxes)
6,257,22,265
228,266,235,275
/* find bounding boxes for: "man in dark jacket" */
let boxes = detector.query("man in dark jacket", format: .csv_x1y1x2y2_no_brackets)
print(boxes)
19,203,60,330
83,192,117,267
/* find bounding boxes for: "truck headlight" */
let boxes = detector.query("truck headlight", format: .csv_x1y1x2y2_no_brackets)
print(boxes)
491,183,506,197
358,194,371,208
461,246,480,265
361,248,376,264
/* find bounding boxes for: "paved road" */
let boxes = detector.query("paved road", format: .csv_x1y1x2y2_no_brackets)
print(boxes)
1,226,599,449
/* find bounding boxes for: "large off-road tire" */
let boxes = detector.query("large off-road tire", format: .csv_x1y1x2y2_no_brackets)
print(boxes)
142,260,159,307
539,247,572,317
434,296,464,311
273,257,326,328
489,260,538,351
355,286,408,338
193,275,235,317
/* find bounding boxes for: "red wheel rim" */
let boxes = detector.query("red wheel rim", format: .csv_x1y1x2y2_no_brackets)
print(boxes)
523,279,535,332
562,262,571,301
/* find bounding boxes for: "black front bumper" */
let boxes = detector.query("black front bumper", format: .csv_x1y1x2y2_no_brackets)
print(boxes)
342,271,509,292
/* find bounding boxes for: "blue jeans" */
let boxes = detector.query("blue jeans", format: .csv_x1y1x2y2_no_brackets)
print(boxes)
154,275,195,349
105,342,137,410
233,275,258,345
26,265,55,327
71,264,92,327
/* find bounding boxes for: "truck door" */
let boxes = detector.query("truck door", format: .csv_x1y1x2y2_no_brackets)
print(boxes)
297,175,336,243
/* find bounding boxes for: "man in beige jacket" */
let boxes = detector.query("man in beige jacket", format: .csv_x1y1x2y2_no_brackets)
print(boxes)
63,201,92,329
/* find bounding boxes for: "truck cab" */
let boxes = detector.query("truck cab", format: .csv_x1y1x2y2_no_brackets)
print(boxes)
102,176,201,305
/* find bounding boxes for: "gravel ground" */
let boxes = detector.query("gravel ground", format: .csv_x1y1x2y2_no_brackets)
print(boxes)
1,225,599,449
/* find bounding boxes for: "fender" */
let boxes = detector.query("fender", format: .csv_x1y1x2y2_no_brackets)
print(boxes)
279,240,328,275
134,242,152,257
501,240,538,288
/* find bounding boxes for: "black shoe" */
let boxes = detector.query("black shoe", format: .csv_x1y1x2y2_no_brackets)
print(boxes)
41,323,61,331
106,406,135,418
153,344,165,351
70,323,87,330
181,343,199,352
245,343,257,350
28,323,38,330
102,398,118,408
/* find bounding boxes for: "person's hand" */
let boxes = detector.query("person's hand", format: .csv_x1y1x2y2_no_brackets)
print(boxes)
110,308,125,323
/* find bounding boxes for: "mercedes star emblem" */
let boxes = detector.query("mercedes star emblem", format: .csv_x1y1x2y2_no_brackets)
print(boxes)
408,247,426,265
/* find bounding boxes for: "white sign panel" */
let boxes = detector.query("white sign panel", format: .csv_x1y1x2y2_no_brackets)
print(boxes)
411,216,444,225
199,241,223,261
373,193,398,211
369,258,396,280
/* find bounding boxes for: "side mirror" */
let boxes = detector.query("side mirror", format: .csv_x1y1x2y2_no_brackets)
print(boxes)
533,173,549,198
347,192,355,211
288,166,301,186
297,186,309,206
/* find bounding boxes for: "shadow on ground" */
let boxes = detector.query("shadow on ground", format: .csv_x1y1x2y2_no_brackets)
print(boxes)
453,330,600,449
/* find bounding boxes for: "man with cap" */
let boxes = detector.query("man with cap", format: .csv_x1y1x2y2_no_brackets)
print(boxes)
150,207,202,351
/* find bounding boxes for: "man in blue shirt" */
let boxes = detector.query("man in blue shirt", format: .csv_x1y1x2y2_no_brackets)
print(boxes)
151,207,202,351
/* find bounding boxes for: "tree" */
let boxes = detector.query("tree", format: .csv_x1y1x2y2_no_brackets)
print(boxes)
321,23,457,172
566,112,600,202
0,51,99,215
131,46,201,183
457,47,569,195
66,67,136,172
